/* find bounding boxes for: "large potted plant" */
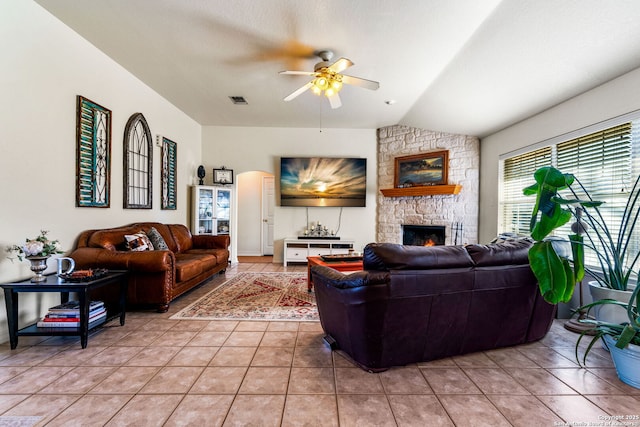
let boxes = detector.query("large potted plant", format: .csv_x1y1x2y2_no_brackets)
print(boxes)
575,284,640,389
525,166,639,313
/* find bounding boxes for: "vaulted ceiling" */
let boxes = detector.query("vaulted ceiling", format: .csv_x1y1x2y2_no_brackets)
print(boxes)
36,0,640,137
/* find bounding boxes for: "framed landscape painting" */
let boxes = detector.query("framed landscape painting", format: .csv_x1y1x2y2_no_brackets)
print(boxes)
394,150,448,188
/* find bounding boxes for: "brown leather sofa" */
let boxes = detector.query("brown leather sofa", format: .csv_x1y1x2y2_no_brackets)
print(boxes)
69,222,229,312
310,240,556,371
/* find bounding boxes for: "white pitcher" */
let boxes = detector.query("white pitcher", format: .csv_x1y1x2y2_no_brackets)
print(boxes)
56,257,75,276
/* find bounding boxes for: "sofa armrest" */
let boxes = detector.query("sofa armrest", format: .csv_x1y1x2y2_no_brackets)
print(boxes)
192,235,230,250
70,247,175,272
311,266,389,289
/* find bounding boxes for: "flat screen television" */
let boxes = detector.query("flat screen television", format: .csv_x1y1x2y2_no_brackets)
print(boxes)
279,157,367,207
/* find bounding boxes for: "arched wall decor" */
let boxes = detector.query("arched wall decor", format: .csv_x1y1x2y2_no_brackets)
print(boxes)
123,113,152,209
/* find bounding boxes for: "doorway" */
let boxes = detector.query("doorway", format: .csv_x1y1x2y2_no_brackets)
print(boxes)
262,175,275,255
236,171,275,256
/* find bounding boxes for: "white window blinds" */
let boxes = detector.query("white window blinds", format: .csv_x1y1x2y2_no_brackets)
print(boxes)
555,123,634,268
500,121,637,270
500,147,552,235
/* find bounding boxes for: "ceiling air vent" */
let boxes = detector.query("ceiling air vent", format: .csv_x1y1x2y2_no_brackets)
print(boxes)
229,96,248,105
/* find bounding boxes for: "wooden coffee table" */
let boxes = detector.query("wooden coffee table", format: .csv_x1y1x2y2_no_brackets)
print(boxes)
307,256,363,291
1,270,128,349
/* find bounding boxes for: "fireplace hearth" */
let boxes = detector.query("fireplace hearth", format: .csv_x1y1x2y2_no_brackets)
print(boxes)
402,225,446,246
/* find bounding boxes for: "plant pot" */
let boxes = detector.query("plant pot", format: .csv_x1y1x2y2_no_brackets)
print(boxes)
603,335,640,389
26,255,50,283
588,281,635,324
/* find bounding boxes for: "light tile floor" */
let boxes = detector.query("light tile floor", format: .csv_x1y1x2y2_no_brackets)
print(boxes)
0,262,639,426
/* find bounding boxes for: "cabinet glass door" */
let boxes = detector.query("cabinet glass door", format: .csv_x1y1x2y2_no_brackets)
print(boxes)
216,189,231,234
197,188,215,234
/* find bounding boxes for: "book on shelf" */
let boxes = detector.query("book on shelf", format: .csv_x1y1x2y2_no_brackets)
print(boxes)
45,306,106,319
37,310,107,328
48,300,104,314
41,307,106,322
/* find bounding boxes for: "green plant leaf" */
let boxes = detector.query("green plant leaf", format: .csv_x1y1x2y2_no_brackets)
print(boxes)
616,325,638,349
551,197,604,208
560,258,575,303
569,234,584,282
528,241,570,304
531,204,572,241
523,183,539,196
533,166,574,188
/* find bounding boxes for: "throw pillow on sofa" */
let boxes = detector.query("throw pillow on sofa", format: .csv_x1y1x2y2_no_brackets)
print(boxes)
146,227,169,250
124,232,154,251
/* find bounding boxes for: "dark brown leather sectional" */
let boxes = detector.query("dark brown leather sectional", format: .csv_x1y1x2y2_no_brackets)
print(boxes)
69,222,229,312
310,240,556,371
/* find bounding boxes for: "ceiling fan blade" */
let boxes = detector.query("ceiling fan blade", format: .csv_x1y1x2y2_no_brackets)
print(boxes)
284,82,314,101
280,70,317,76
328,57,354,73
342,75,380,90
328,93,342,109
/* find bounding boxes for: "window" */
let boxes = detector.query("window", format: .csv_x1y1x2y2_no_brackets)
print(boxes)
500,120,640,268
500,147,552,235
123,113,152,209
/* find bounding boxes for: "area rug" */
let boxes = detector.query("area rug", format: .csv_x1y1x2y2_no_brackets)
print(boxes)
0,416,42,427
170,272,318,321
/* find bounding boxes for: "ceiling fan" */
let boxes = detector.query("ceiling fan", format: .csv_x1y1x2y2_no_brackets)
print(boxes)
280,50,380,109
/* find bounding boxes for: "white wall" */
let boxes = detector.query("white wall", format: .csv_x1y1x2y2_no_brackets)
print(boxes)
0,0,201,340
479,66,640,244
202,127,377,262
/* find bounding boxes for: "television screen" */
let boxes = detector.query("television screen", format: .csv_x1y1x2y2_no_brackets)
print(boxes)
280,157,367,207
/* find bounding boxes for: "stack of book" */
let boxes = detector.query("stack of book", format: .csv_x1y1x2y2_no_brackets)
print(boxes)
37,300,106,328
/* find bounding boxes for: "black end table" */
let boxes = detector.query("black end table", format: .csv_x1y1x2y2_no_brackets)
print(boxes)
1,270,128,349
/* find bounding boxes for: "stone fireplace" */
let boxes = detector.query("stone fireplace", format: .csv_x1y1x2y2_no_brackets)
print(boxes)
402,225,446,246
376,125,479,245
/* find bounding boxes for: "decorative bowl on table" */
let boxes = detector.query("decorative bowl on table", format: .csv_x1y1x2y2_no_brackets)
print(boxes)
320,254,363,262
58,268,108,282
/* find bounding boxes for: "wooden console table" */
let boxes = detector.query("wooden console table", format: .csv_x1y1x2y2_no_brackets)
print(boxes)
1,270,128,349
283,238,355,266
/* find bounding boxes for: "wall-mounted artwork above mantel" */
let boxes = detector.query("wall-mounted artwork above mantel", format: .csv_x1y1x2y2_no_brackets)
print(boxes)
394,150,448,188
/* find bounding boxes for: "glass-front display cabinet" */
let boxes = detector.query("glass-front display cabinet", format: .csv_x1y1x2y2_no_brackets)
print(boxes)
191,186,232,235
215,187,231,235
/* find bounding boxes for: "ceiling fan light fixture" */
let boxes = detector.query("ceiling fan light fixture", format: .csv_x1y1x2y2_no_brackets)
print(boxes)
281,51,378,107
312,72,343,98
314,76,329,91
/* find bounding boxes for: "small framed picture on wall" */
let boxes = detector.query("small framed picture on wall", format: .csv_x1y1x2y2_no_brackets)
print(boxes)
213,167,233,185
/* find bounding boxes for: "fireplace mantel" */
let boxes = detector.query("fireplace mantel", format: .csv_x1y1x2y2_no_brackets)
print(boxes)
380,184,462,197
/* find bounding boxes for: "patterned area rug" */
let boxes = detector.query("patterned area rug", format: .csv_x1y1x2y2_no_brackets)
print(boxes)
170,272,318,321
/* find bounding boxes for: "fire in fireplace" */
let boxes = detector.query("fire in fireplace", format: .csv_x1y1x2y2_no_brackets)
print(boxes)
402,225,446,246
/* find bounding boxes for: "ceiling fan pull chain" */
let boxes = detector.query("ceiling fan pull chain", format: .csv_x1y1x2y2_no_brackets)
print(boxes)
319,98,323,133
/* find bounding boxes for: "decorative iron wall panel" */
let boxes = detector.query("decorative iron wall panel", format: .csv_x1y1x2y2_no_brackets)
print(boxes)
161,137,177,210
123,113,152,209
76,95,111,207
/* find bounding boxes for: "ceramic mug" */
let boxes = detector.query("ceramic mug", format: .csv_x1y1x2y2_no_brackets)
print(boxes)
57,257,76,276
